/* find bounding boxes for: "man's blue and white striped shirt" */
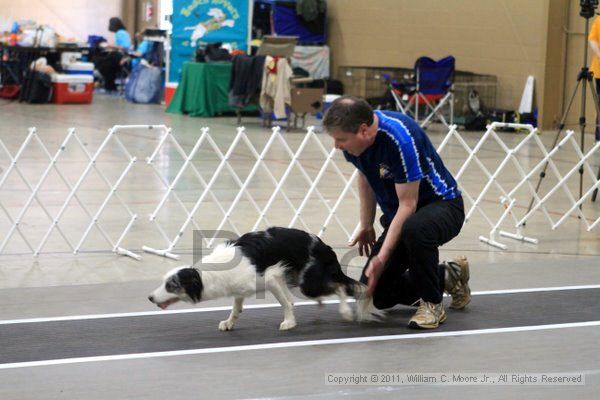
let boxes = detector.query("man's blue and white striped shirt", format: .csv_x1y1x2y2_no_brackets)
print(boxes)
344,110,460,221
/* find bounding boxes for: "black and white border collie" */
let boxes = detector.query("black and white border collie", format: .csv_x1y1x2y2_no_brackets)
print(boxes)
149,227,385,330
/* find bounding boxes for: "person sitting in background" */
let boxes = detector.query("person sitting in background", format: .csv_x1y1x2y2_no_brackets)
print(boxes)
94,17,132,91
106,17,132,52
120,31,152,70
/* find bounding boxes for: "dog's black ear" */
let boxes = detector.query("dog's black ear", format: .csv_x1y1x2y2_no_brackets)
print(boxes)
177,268,203,302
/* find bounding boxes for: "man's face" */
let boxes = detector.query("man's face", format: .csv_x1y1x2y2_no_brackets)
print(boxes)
328,124,370,156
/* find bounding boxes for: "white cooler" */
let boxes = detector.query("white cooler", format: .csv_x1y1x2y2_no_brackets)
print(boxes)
63,61,95,76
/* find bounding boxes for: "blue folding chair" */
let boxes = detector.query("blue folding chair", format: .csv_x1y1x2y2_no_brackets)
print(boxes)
386,56,455,128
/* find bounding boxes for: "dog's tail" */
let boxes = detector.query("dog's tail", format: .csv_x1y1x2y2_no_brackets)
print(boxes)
341,277,386,322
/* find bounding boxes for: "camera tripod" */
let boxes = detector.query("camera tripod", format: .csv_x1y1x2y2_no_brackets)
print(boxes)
527,13,600,214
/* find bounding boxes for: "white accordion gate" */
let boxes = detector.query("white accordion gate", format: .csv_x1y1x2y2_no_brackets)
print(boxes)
1,122,598,259
141,126,361,260
0,126,140,259
437,122,600,249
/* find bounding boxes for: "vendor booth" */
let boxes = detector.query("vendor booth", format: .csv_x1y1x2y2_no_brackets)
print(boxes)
165,0,331,121
165,0,253,114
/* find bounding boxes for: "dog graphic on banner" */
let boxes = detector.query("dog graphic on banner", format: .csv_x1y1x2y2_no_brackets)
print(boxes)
184,8,235,47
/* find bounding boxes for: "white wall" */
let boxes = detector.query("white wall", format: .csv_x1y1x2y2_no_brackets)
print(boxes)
0,0,122,42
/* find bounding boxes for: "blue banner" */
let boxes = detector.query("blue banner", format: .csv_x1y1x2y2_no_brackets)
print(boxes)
170,0,251,82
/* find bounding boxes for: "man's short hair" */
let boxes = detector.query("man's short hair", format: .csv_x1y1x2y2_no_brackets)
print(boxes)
323,96,374,134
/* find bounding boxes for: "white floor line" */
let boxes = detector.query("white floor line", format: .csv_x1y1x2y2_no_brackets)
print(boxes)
1,320,600,370
470,284,600,295
1,284,600,326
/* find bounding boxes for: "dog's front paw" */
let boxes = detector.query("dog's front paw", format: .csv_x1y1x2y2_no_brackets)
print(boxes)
279,319,297,331
218,319,235,331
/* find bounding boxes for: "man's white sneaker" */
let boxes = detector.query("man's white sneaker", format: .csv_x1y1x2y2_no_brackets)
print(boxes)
408,299,446,329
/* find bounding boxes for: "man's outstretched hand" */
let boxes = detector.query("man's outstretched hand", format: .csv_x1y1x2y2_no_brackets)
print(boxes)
349,226,376,257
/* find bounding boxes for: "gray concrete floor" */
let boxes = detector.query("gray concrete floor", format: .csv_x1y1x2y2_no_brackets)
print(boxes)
1,94,600,399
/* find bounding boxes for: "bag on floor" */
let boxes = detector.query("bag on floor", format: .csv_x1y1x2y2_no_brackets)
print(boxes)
464,112,487,131
25,71,53,104
125,63,162,104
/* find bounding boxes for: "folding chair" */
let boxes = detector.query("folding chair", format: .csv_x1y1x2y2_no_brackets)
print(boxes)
381,72,411,115
386,56,455,128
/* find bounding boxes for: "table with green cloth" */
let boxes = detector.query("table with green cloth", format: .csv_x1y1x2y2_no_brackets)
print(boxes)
166,61,256,117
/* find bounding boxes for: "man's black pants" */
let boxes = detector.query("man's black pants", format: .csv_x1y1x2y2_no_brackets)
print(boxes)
359,196,465,308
